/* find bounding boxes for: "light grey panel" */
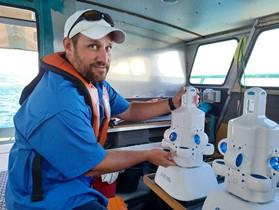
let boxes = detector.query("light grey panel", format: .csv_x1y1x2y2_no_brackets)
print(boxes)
107,46,186,98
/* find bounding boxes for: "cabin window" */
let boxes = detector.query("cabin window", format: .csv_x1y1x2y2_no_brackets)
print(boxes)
189,39,238,85
241,28,279,87
0,5,38,142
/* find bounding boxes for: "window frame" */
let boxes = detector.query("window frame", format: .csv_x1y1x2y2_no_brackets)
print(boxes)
0,3,39,144
188,38,239,87
240,24,279,89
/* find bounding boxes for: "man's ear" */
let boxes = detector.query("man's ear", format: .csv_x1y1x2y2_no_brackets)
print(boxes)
63,38,73,56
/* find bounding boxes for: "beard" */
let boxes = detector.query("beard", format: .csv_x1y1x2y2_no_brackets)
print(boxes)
84,62,109,83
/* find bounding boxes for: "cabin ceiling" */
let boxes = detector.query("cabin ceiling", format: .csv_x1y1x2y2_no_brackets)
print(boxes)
80,0,279,40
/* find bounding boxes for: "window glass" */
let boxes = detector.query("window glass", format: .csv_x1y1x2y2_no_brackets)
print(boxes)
241,28,279,87
190,39,238,85
0,49,38,128
0,6,38,134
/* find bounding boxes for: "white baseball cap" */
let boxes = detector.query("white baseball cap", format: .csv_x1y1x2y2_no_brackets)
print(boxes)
64,9,125,43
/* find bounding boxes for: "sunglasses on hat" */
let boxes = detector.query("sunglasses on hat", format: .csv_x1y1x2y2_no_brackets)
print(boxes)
67,10,114,38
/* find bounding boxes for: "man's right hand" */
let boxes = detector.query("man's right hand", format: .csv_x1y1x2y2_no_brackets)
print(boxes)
145,148,176,167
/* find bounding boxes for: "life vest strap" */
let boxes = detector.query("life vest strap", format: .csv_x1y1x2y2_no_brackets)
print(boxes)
19,70,45,105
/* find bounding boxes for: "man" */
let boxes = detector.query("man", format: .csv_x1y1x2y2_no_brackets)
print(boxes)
6,9,186,210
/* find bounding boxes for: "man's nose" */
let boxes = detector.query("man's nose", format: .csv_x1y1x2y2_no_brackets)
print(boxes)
97,48,109,63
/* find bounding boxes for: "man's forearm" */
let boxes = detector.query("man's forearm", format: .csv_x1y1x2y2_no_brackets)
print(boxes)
85,148,175,177
85,150,150,177
119,99,170,121
117,86,186,122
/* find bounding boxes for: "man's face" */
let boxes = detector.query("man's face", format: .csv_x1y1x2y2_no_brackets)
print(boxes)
66,34,112,83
